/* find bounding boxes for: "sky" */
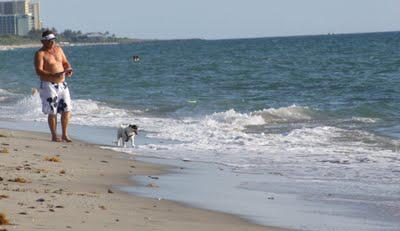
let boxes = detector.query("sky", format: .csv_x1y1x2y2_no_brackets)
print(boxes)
39,0,400,40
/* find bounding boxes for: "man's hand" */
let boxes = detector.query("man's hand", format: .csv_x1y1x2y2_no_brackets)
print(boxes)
64,68,73,77
54,71,65,78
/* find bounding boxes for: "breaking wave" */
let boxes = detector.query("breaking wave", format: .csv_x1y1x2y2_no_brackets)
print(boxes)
2,94,398,184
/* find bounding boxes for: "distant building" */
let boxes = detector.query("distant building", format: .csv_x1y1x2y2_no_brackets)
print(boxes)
29,1,41,30
0,0,42,36
0,14,31,36
86,32,107,39
0,0,29,15
0,15,17,35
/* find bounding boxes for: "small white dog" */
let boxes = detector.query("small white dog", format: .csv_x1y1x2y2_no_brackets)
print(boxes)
116,124,138,148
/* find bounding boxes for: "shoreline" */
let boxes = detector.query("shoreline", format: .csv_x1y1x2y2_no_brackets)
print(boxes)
1,120,398,231
0,128,288,231
2,32,400,231
0,43,41,51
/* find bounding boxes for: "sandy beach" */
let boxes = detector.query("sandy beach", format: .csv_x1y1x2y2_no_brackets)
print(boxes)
0,44,41,51
0,128,287,231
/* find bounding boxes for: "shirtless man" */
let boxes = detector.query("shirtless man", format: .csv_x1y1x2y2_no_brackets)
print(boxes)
34,30,74,142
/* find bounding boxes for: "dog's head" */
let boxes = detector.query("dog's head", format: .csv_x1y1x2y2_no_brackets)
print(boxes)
128,124,138,135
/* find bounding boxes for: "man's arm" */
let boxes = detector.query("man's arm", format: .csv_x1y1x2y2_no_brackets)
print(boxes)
59,47,73,77
34,51,64,81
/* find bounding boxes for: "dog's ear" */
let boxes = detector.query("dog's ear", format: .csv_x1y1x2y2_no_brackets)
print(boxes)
130,125,138,129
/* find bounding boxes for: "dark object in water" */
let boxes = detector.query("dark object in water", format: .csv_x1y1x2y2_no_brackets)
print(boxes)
132,55,140,62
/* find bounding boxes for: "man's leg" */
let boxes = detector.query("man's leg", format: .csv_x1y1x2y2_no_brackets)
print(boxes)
48,114,60,142
61,112,72,142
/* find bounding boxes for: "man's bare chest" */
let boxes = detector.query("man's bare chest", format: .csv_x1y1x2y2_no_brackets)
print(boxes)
43,51,63,64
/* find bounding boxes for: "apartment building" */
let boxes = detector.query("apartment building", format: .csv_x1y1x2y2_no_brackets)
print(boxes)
0,0,42,36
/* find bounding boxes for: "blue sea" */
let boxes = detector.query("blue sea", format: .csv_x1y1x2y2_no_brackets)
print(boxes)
1,32,400,230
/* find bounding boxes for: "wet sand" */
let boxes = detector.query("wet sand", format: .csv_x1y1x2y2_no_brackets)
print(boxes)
0,128,288,231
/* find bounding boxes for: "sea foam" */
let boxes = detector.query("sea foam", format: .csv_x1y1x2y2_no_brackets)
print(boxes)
2,94,399,185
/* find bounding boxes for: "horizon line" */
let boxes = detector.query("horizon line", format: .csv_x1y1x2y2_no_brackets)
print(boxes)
129,29,400,42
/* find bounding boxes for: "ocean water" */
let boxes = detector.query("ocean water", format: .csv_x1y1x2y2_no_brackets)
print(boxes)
1,32,400,230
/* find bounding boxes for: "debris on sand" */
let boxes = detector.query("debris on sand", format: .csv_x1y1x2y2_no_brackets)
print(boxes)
34,168,48,174
52,189,63,194
8,178,29,183
146,183,159,188
0,148,9,154
44,156,61,162
0,213,10,225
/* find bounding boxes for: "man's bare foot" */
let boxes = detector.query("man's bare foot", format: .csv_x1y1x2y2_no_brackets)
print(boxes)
62,136,72,143
52,137,62,142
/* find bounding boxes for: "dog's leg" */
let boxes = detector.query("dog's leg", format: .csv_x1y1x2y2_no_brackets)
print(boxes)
131,137,135,148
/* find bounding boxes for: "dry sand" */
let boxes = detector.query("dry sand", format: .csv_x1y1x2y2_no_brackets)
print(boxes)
0,128,288,231
0,44,41,51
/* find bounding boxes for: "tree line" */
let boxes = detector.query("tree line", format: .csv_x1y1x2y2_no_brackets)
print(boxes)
27,28,119,43
0,28,138,45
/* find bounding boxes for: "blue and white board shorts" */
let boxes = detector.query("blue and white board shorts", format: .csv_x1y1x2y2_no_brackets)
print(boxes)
39,81,72,115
